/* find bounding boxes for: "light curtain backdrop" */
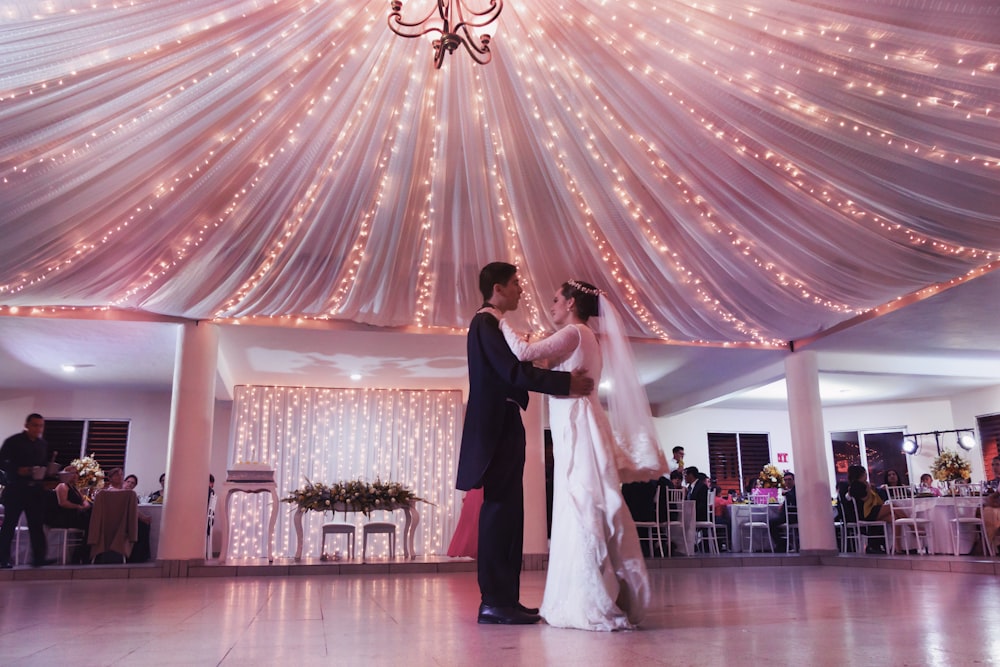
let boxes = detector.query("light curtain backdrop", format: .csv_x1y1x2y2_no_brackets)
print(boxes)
224,385,464,559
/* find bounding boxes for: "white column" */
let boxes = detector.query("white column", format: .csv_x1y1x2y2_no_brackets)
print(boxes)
158,321,218,561
785,350,838,555
522,395,549,556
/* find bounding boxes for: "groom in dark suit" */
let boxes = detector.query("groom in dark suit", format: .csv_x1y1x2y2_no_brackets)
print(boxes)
456,262,594,625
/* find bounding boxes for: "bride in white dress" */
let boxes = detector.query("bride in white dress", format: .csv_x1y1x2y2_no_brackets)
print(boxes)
501,280,668,631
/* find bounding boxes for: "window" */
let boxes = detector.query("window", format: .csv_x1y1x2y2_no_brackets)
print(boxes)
46,419,130,471
978,413,1000,474
830,429,907,488
707,432,770,495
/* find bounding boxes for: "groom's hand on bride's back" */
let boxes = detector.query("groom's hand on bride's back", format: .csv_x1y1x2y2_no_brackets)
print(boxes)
568,370,595,396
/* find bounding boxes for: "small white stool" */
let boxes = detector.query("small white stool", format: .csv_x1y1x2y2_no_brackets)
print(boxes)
321,519,356,560
362,521,396,560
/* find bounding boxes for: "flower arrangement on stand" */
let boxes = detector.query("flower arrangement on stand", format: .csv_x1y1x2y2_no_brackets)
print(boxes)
757,464,787,489
930,449,972,490
284,479,425,515
70,456,104,497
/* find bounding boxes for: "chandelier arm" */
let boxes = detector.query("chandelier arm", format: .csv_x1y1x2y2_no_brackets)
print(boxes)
388,0,502,67
388,1,443,37
457,26,491,59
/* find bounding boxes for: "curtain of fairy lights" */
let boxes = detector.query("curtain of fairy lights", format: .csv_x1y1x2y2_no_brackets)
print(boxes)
225,385,464,559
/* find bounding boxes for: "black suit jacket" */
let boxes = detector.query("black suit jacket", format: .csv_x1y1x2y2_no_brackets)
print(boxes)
687,478,710,522
455,310,571,491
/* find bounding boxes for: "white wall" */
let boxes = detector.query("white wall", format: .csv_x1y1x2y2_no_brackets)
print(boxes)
0,388,231,500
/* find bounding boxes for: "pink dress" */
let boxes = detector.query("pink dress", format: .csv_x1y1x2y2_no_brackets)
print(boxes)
446,487,483,558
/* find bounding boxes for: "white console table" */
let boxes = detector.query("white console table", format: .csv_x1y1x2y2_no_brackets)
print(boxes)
217,480,278,562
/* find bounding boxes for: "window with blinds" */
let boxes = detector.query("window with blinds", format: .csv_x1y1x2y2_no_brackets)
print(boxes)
45,419,130,471
707,432,771,495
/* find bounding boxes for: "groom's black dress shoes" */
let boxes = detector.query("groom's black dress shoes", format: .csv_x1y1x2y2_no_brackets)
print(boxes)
477,603,541,625
516,602,539,615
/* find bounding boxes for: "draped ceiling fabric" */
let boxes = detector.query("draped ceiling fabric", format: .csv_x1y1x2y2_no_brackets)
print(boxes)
1,0,998,346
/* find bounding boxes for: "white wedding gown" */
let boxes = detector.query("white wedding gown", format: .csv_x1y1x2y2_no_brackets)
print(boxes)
503,322,650,631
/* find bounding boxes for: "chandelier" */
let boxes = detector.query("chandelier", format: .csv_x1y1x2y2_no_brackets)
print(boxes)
388,0,503,69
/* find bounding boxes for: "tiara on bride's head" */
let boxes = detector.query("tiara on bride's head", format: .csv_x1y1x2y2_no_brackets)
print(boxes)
567,279,602,296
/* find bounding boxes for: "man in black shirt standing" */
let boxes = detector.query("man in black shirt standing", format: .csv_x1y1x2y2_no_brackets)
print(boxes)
0,413,55,567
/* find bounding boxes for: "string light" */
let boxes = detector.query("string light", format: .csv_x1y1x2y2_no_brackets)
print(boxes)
225,384,461,560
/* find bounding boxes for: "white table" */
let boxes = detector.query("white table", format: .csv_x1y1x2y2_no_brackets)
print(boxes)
293,501,421,560
217,480,278,562
138,503,162,559
728,503,784,553
892,496,978,554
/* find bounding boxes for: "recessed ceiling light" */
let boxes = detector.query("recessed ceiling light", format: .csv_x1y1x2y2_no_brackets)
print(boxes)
61,363,95,373
350,373,362,381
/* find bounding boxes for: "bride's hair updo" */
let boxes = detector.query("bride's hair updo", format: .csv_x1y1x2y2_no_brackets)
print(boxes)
561,280,600,322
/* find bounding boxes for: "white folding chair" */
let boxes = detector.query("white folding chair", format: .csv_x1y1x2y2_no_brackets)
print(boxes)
739,500,774,553
12,513,32,565
695,490,723,554
781,503,799,553
321,511,356,560
885,485,933,555
949,484,994,557
206,490,218,559
843,495,891,554
633,485,664,557
660,488,691,557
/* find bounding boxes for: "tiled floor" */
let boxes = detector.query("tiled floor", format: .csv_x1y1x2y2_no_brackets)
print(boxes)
1,558,999,666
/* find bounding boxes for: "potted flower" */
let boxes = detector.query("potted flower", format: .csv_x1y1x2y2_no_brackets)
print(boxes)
930,450,971,494
754,463,786,502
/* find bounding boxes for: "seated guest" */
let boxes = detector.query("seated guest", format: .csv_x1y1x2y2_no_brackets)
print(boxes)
684,467,710,523
123,473,152,562
101,467,124,492
847,465,892,553
711,480,733,551
622,478,664,557
48,466,92,563
982,457,1000,554
876,469,904,501
124,474,139,491
770,471,797,551
918,473,941,496
147,472,165,504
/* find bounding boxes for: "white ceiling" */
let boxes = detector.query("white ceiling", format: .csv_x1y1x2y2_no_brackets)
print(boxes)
2,268,997,415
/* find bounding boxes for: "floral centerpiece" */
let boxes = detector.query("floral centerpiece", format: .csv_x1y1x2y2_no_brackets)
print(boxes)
70,456,104,495
284,479,425,516
930,449,972,483
757,464,787,489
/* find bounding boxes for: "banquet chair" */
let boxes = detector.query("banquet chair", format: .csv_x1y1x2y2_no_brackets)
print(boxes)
12,513,32,566
362,514,396,560
739,500,774,553
885,485,933,555
45,526,86,565
206,490,217,559
633,485,664,558
660,488,691,557
844,495,891,554
948,485,994,557
695,490,724,554
88,490,139,564
321,512,356,560
781,503,799,553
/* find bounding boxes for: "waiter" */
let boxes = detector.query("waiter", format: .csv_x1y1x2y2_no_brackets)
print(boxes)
0,413,55,568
